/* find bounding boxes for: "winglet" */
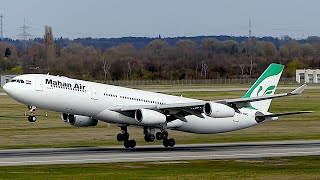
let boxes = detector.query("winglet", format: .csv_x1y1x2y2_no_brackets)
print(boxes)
290,84,307,95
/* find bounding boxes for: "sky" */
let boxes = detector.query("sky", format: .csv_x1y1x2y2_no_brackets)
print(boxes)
0,0,319,39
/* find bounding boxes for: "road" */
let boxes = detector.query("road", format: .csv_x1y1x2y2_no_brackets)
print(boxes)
0,140,319,166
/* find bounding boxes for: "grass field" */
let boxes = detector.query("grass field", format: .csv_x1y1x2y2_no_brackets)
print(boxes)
0,85,319,149
0,156,319,179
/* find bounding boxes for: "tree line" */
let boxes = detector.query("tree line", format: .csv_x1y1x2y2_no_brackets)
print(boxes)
0,32,319,81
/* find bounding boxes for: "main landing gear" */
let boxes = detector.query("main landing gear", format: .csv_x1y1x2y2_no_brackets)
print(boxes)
27,105,37,123
116,126,175,149
157,130,175,147
145,127,175,148
116,126,136,148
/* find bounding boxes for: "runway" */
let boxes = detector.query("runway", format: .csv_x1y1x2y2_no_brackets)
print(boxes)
0,140,319,166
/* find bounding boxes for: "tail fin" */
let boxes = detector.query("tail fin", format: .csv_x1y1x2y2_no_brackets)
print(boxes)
243,63,284,112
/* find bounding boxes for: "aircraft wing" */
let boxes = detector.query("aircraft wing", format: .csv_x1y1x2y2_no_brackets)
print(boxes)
108,84,307,119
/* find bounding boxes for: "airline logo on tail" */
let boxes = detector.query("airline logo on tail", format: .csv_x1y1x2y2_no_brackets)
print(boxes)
256,85,276,96
243,63,284,112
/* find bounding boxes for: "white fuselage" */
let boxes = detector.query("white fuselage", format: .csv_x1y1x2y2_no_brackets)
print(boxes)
4,74,261,134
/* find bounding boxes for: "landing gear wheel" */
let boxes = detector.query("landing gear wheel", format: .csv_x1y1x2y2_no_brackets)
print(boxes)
144,134,155,142
28,115,36,123
124,140,130,148
163,139,169,147
117,133,123,142
144,135,150,142
156,132,162,140
149,134,155,142
161,131,168,139
123,132,129,141
129,140,136,148
168,138,176,147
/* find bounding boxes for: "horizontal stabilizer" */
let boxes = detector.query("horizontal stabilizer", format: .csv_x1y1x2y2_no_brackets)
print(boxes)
290,84,307,95
263,111,313,118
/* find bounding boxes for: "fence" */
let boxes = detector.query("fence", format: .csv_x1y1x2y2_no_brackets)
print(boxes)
104,77,296,86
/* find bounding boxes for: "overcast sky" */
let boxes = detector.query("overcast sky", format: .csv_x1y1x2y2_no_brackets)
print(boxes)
0,0,319,39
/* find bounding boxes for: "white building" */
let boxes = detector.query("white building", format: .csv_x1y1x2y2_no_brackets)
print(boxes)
296,69,320,83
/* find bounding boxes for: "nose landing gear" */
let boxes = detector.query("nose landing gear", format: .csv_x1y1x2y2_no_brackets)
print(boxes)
27,105,37,123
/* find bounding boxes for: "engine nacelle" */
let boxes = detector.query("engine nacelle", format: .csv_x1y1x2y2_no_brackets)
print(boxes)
203,102,235,118
135,109,166,124
61,113,98,127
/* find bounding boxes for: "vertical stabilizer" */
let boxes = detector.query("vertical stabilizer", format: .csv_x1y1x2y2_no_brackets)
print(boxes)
243,63,284,112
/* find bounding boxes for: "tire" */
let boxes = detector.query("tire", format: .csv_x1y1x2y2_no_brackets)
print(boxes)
129,140,136,148
156,132,162,140
144,135,150,142
168,138,175,147
124,140,130,148
163,139,169,147
123,132,129,141
161,131,168,139
117,133,123,142
149,134,155,142
28,116,36,123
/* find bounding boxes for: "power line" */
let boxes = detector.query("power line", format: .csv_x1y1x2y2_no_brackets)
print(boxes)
18,18,32,40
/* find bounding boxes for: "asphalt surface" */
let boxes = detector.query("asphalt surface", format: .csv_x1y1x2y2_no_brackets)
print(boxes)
0,140,319,166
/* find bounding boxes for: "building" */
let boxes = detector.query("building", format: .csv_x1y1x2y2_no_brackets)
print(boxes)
0,75,17,87
296,69,320,83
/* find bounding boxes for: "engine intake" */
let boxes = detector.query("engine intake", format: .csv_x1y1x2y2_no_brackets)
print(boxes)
203,102,235,118
61,113,98,127
135,109,166,124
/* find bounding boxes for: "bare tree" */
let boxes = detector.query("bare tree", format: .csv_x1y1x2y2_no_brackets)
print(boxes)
126,58,134,80
201,60,208,78
102,58,111,80
238,63,245,75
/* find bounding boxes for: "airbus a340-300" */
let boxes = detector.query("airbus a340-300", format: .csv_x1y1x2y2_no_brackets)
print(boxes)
3,63,311,148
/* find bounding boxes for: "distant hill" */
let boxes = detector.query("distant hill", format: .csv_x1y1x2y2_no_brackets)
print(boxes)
0,35,309,50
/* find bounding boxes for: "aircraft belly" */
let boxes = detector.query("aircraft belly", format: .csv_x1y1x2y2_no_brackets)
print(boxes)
177,113,258,134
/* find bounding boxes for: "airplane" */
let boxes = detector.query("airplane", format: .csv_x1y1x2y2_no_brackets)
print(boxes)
3,63,311,148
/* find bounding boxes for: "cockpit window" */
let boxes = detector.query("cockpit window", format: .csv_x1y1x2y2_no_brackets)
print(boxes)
11,79,17,82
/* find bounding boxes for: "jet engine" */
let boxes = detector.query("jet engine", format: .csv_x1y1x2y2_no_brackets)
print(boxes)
135,109,167,124
203,102,235,118
61,113,98,127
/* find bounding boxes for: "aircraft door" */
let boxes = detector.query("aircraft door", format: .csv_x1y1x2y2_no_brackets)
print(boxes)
90,86,98,100
35,79,43,91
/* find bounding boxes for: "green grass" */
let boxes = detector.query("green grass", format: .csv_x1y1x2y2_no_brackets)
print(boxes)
0,156,319,179
0,88,319,149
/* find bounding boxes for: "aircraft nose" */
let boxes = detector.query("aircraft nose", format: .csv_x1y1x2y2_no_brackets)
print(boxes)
3,82,12,95
3,83,8,93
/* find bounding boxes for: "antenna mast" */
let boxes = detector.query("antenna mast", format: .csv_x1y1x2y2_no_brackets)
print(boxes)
249,19,252,38
0,14,3,40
